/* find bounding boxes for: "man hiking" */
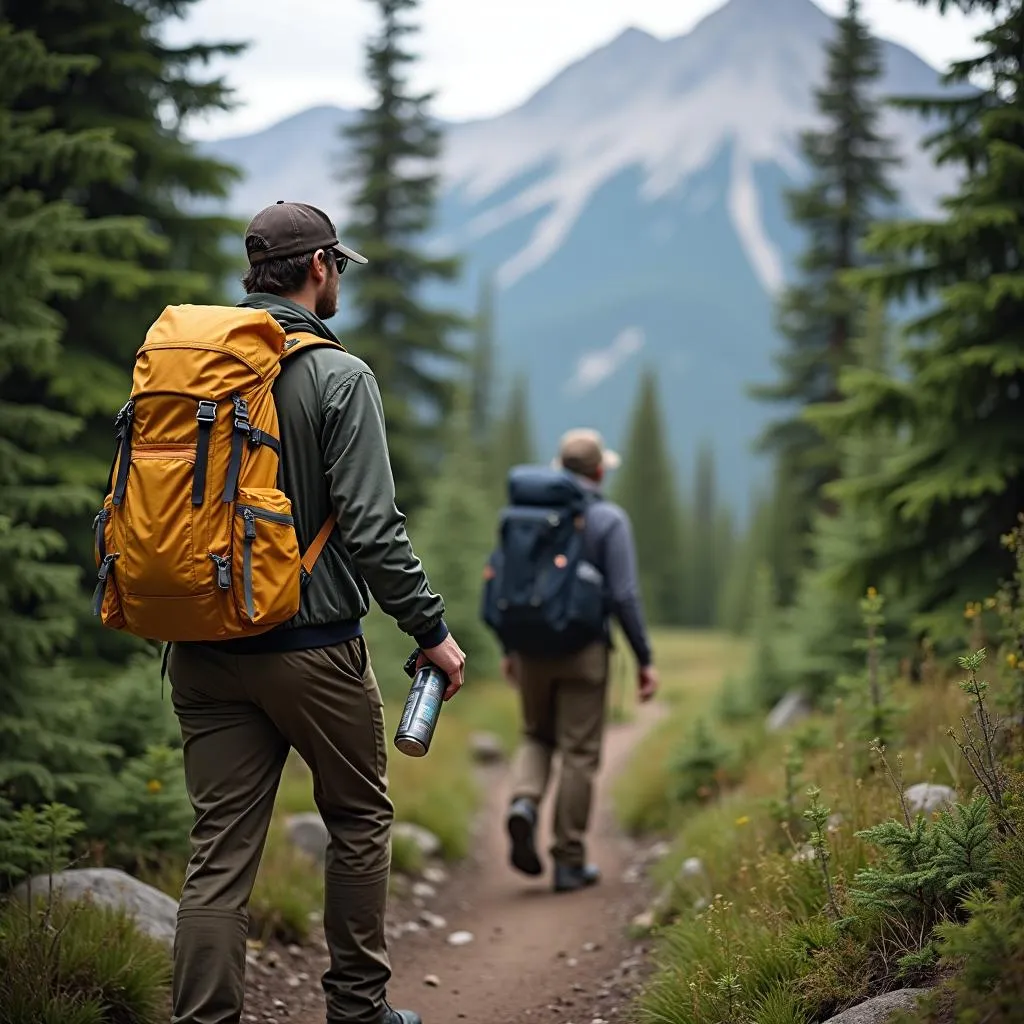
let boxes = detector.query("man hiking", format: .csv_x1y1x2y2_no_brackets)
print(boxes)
482,428,657,893
165,201,464,1024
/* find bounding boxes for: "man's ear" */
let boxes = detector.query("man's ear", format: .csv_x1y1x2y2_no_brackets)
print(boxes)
311,249,328,285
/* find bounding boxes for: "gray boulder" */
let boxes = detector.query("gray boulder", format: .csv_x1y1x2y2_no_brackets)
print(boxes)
393,822,442,859
13,868,178,946
823,989,930,1024
286,811,330,862
469,731,505,765
766,690,812,733
904,783,957,815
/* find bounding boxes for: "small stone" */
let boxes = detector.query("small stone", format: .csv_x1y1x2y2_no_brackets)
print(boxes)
422,865,448,885
244,1016,258,1023
287,943,302,957
469,731,505,764
679,856,705,878
567,957,578,967
245,953,259,968
582,941,599,953
904,783,957,815
402,921,422,934
424,974,441,987
621,865,642,884
447,930,474,946
265,950,280,968
631,910,655,933
273,999,286,1009
393,822,442,859
297,972,309,982
287,976,302,989
412,881,437,899
420,910,447,929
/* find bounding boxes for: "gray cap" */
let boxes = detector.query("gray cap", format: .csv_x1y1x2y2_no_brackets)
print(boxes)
244,200,367,266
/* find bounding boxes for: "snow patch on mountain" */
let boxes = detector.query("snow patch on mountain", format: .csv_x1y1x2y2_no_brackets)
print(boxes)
565,327,646,397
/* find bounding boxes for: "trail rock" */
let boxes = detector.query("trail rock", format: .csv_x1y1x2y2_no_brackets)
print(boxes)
766,690,812,732
904,783,957,814
422,864,448,885
393,822,442,859
447,930,474,946
286,812,329,862
678,856,705,878
424,974,441,987
412,881,437,900
822,989,930,1023
12,868,178,945
469,731,505,764
420,910,447,929
630,910,655,934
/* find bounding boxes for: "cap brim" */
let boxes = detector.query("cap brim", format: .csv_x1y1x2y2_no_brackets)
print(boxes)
334,241,368,265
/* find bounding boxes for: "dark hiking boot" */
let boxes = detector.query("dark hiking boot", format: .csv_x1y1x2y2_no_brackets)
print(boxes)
506,797,543,876
553,862,601,893
383,1007,422,1024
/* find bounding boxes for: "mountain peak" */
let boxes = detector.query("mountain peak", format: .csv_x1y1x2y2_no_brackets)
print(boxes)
697,0,831,33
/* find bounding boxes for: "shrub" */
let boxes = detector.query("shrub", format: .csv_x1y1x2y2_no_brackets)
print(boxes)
0,896,171,1024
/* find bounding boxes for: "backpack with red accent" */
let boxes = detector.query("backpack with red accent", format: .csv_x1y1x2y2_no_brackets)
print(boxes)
91,303,338,644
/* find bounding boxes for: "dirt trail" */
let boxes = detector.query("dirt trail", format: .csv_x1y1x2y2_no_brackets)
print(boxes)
275,699,664,1024
383,698,663,1024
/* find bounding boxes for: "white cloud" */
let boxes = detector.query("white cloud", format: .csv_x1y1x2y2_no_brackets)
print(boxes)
164,0,992,142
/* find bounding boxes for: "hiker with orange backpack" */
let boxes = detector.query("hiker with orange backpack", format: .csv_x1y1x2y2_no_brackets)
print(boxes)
92,201,463,1024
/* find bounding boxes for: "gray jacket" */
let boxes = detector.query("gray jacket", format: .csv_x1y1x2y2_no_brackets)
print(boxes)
202,294,447,654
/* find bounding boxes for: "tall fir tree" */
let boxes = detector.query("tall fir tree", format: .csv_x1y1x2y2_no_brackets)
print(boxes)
687,443,723,628
750,0,899,603
820,0,1024,635
0,22,140,807
612,369,687,625
3,0,246,664
470,276,496,445
341,0,467,513
490,371,537,500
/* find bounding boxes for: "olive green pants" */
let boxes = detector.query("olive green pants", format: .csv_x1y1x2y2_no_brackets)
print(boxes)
168,637,393,1024
508,641,609,867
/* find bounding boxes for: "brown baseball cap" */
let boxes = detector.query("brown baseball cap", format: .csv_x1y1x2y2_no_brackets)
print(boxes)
244,200,368,266
554,428,621,476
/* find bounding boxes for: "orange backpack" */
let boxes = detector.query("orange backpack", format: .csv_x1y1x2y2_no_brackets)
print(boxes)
92,304,338,644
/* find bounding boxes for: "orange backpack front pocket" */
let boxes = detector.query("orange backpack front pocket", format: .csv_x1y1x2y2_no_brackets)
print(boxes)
91,495,126,630
120,445,207,598
232,487,302,628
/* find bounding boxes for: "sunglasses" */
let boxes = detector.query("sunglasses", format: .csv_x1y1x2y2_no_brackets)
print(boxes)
320,248,349,275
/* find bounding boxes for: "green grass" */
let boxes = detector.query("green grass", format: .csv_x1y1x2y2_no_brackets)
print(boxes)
0,895,172,1024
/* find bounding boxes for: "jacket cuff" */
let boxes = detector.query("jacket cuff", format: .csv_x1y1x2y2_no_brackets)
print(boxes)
414,619,449,650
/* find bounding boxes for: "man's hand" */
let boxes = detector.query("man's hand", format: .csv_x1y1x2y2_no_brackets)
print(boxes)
638,665,659,703
501,655,518,686
417,633,466,701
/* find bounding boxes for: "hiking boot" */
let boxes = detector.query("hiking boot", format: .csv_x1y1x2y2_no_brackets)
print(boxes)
506,797,543,876
553,862,601,893
383,1007,422,1024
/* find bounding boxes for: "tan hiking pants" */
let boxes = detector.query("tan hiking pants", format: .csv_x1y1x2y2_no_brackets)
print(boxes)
167,637,393,1024
508,641,609,867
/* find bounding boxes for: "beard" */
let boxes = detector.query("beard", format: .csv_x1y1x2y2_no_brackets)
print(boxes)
315,272,340,320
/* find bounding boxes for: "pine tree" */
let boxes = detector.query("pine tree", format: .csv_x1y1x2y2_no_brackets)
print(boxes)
341,0,467,513
3,0,246,664
470,276,496,445
612,369,687,625
750,0,899,596
490,371,537,500
688,443,720,628
412,388,501,680
0,22,135,806
823,0,1024,629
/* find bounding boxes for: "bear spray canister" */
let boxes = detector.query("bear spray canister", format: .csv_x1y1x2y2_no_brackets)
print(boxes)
394,652,448,757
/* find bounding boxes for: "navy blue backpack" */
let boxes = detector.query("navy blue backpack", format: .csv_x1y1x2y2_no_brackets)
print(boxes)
481,465,607,658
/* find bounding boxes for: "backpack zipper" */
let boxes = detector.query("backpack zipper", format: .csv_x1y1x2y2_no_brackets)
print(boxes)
208,553,232,590
234,505,295,620
92,553,120,616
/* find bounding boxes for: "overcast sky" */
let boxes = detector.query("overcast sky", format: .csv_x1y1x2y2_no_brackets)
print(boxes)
165,0,993,141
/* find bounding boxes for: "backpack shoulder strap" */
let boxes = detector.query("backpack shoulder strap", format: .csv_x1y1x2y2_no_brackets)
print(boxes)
279,332,345,582
282,331,346,362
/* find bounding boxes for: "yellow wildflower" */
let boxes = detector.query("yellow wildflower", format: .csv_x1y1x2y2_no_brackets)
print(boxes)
866,586,877,598
1008,653,1018,669
735,815,750,827
146,778,163,794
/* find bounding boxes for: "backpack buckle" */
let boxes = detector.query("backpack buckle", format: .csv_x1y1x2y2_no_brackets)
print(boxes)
196,400,217,425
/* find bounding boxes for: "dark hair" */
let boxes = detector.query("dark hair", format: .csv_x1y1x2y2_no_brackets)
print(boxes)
241,251,315,295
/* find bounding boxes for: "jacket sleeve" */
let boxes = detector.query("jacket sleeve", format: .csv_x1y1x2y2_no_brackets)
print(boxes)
602,509,654,668
320,368,448,649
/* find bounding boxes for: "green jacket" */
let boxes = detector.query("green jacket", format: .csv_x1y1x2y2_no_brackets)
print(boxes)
206,293,447,654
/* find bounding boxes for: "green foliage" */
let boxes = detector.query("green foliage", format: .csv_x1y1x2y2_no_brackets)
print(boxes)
489,371,537,501
340,0,467,513
818,0,1024,626
2,0,246,665
669,718,734,806
0,896,171,1023
0,22,134,811
750,0,900,604
852,796,997,943
0,802,84,895
612,369,688,625
411,388,501,680
744,563,791,710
